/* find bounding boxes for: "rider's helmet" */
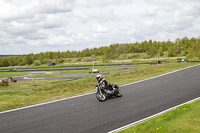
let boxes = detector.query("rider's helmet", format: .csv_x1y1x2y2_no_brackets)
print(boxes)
96,74,101,81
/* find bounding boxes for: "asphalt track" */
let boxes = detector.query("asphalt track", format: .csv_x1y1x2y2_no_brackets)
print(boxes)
0,65,200,133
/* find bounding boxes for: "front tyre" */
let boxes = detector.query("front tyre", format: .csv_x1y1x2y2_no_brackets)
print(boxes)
114,89,122,97
96,92,107,102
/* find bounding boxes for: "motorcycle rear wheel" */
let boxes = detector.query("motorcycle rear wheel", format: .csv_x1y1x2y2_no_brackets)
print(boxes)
114,89,122,97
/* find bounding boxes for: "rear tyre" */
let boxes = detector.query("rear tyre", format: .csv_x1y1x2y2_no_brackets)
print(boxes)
114,89,122,97
96,92,107,102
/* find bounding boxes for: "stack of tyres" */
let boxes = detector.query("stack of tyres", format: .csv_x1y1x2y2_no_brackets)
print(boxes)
0,80,8,86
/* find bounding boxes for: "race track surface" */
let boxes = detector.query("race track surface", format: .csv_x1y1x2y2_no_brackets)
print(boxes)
0,65,200,133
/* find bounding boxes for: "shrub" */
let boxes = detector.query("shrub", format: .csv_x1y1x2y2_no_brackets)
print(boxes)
34,60,41,66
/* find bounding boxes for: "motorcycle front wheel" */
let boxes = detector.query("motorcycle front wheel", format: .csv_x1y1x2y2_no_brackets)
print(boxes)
96,92,107,102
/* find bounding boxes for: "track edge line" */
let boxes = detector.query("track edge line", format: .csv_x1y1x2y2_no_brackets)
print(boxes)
108,96,200,133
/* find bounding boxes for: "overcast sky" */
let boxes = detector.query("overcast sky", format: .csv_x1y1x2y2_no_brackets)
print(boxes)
0,0,200,55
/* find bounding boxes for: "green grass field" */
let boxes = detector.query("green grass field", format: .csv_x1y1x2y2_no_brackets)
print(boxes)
0,63,199,112
0,74,28,78
119,99,200,133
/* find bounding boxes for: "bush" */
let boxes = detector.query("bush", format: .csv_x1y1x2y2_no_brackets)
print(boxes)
57,58,64,63
103,59,110,63
176,58,182,62
34,60,41,66
76,57,82,62
83,57,92,62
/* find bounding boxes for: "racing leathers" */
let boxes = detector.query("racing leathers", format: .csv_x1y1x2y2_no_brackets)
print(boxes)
97,77,112,91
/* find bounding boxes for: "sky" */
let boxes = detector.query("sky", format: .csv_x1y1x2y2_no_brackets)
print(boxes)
0,0,200,55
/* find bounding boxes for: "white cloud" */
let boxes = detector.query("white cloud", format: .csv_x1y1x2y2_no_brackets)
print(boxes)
93,23,109,33
75,0,133,7
0,0,200,54
35,13,69,28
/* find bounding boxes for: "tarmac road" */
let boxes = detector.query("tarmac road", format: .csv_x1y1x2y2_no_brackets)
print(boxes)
0,65,200,133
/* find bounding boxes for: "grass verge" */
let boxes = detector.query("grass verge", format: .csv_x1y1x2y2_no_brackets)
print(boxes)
0,74,28,78
0,63,199,112
119,99,200,133
28,73,96,78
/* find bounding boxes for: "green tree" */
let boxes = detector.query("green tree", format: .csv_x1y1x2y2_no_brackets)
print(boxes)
2,58,9,66
197,51,200,59
57,58,64,63
168,46,174,57
34,60,41,66
8,57,16,66
25,55,33,65
158,47,164,56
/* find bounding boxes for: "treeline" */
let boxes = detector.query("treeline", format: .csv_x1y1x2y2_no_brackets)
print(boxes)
0,37,200,67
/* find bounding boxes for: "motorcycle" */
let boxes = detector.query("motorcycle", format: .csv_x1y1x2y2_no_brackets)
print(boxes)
95,83,122,102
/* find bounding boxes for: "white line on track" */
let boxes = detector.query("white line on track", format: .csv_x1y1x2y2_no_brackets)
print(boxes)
0,64,199,115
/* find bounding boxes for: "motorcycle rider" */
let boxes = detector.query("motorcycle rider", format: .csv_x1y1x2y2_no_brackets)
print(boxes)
96,74,113,91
